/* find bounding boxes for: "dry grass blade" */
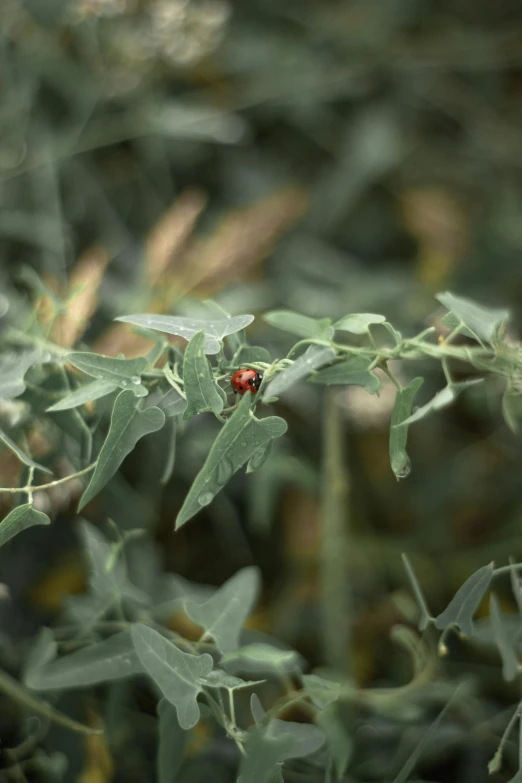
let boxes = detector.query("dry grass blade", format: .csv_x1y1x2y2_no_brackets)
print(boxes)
146,189,207,288
172,187,308,298
50,247,110,348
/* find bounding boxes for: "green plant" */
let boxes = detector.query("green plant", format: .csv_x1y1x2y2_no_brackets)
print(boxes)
1,289,522,781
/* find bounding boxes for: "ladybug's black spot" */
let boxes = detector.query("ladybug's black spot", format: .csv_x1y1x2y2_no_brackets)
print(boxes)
239,373,243,378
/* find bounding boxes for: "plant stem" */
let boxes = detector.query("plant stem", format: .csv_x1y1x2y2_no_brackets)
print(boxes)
320,389,352,675
0,463,96,494
0,668,101,735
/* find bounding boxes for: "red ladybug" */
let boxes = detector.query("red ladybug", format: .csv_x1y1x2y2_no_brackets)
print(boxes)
231,368,262,395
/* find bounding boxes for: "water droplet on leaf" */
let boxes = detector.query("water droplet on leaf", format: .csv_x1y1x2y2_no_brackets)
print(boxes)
198,492,214,507
131,376,141,384
217,459,233,485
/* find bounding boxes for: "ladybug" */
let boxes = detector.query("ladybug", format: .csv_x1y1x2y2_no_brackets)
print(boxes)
231,368,262,395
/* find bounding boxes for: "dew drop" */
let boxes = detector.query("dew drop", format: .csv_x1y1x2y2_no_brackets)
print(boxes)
121,380,128,387
217,458,233,485
198,492,214,507
131,375,141,384
396,458,411,480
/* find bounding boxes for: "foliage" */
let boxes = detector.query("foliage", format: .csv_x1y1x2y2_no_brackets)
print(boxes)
3,0,522,779
1,285,522,780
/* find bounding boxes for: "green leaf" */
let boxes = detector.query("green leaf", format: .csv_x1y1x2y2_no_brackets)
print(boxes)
182,331,225,420
175,394,287,529
0,504,51,548
393,689,459,783
316,704,352,779
395,380,483,428
246,441,273,474
502,384,522,434
301,674,341,709
79,391,165,510
238,695,325,783
79,520,126,596
389,378,424,480
157,699,188,783
131,623,213,729
66,353,149,396
200,670,265,691
402,554,432,631
264,346,336,398
489,593,518,682
0,426,53,474
24,629,57,680
309,357,380,393
237,346,271,364
434,563,494,637
203,299,246,352
116,313,254,355
184,566,260,653
25,631,142,690
263,311,333,339
436,291,509,345
47,380,118,412
440,312,476,340
156,388,187,418
0,350,43,399
334,313,386,334
222,644,302,675
383,322,402,345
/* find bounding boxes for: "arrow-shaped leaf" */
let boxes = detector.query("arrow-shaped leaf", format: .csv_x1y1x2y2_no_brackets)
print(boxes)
263,311,333,339
26,631,142,690
263,346,336,399
67,352,148,396
309,356,380,393
334,313,386,334
131,623,213,729
238,694,325,783
184,566,260,653
47,379,117,412
0,350,43,399
434,563,494,637
116,313,254,355
395,380,483,428
175,394,287,529
79,390,165,510
0,427,53,474
436,291,509,345
389,378,424,480
0,504,51,548
182,331,225,420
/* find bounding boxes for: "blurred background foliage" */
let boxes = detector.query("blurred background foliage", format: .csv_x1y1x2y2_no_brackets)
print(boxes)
2,0,522,781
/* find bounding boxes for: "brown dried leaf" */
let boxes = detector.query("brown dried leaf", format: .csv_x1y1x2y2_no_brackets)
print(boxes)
171,187,308,298
51,247,110,348
147,189,207,288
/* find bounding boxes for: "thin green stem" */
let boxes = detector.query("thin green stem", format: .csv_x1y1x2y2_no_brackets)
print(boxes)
320,389,351,675
0,668,101,735
228,689,237,729
0,463,96,494
26,466,35,505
